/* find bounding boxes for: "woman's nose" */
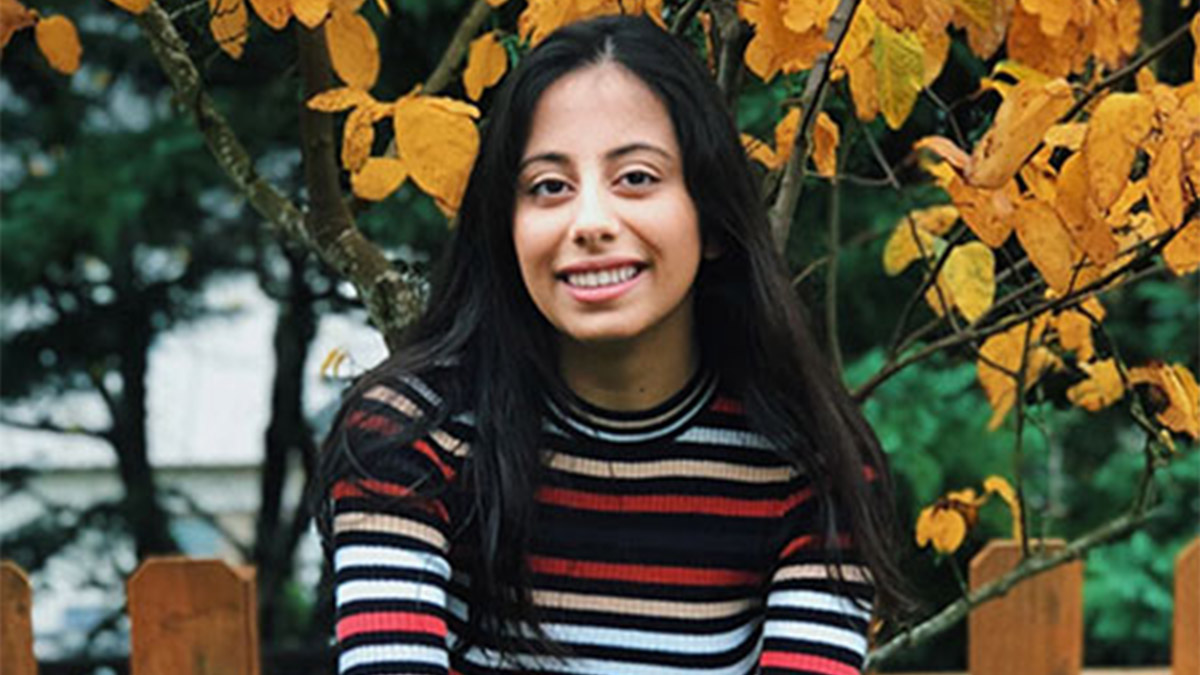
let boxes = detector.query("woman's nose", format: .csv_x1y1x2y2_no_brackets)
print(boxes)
568,181,619,246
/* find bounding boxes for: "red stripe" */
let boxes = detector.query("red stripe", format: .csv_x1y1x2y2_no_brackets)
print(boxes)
536,486,812,518
528,555,764,587
346,409,400,435
779,532,853,560
759,651,861,675
332,479,449,522
412,439,456,480
711,396,744,414
337,611,446,641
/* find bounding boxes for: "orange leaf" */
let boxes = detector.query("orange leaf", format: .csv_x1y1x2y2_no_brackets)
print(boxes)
966,78,1074,189
1163,218,1200,276
1129,362,1200,439
946,175,1016,248
1043,123,1086,150
883,213,940,276
951,0,1009,59
1014,197,1083,294
292,0,331,27
1067,358,1125,412
462,31,507,102
978,313,1056,430
326,7,378,90
742,0,831,81
1051,294,1105,361
914,135,970,170
105,0,150,14
351,157,408,201
1,0,35,49
341,106,374,173
1082,93,1155,211
1019,0,1070,35
873,20,924,129
1147,137,1185,230
34,15,81,74
744,107,800,170
249,0,291,29
393,94,481,217
811,111,839,177
1193,13,1199,80
939,241,995,323
915,505,968,553
982,475,1022,541
846,52,880,122
783,0,837,33
208,0,248,60
307,86,374,112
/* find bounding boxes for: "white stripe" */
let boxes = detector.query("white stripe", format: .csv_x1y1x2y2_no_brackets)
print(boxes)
676,426,776,449
763,619,868,654
339,642,448,672
400,373,442,407
767,589,872,621
335,545,450,581
337,579,446,608
452,628,764,675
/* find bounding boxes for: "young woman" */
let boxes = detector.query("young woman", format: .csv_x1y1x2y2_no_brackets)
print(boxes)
315,14,908,675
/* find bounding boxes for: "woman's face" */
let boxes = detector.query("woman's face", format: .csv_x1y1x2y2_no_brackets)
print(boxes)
513,63,709,352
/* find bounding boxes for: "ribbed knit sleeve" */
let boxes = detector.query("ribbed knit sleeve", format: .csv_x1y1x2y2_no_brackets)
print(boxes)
758,484,875,675
331,377,462,675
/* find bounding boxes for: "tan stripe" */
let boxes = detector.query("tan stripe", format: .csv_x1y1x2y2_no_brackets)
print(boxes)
430,429,469,457
531,590,758,620
333,511,447,552
364,385,422,418
774,563,873,584
546,452,795,483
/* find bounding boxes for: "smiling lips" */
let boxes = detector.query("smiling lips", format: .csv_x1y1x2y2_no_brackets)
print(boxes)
559,263,646,302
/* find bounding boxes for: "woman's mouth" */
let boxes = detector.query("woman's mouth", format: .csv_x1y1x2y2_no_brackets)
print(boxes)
559,264,645,302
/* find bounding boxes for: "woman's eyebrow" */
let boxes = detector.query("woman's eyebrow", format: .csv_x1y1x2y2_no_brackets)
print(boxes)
518,142,673,173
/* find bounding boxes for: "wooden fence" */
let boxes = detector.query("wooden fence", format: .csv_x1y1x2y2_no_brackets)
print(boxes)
1,538,1197,675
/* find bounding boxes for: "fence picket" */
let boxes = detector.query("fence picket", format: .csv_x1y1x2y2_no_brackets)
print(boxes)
1,561,36,675
128,557,259,675
1175,538,1199,675
969,539,1083,675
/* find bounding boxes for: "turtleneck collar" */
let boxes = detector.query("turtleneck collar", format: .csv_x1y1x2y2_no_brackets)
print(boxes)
544,367,718,444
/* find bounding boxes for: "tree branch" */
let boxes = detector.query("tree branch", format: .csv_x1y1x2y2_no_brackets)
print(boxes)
136,1,424,347
866,504,1164,668
422,0,493,95
670,0,707,35
766,0,860,252
709,0,749,107
0,415,112,442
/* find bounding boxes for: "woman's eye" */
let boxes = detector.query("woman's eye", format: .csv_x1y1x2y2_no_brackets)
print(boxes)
620,171,657,188
530,179,569,197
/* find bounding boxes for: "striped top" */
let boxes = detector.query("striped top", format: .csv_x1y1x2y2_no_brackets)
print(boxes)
331,366,874,675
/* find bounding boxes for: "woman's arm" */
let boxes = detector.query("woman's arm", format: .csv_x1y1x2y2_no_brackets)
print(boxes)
330,380,459,675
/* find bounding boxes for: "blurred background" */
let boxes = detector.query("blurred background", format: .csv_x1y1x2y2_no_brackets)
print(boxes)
1,0,1196,672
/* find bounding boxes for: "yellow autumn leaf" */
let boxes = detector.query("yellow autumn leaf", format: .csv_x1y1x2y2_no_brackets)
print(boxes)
1014,197,1084,294
744,107,800,170
1053,153,1120,266
307,86,374,112
352,157,409,201
1193,13,1199,79
978,313,1056,429
341,106,375,173
1019,0,1070,35
34,15,81,74
873,20,924,129
742,0,831,81
249,0,290,29
1147,137,1185,230
783,0,837,34
939,241,995,323
914,135,970,170
1163,218,1200,276
292,0,332,27
1068,358,1125,412
966,78,1073,189
915,505,968,554
208,0,248,60
946,175,1017,248
951,0,1008,59
919,16,950,85
846,52,880,121
811,111,839,177
1082,92,1155,211
105,0,150,14
326,7,378,90
883,212,940,275
834,1,877,67
1043,122,1086,150
487,0,509,6
393,94,481,217
1052,294,1105,361
982,475,1023,542
463,31,508,102
1129,362,1200,439
1,0,36,49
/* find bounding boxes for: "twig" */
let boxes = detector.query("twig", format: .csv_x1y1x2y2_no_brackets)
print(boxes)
825,152,844,378
1012,318,1034,558
422,0,493,95
766,0,861,251
136,1,424,346
709,0,748,106
866,504,1164,668
670,0,707,35
0,416,112,442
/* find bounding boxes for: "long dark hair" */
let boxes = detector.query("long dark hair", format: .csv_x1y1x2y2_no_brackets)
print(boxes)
313,13,910,658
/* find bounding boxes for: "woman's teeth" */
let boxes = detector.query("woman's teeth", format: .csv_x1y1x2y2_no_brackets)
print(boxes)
566,265,640,288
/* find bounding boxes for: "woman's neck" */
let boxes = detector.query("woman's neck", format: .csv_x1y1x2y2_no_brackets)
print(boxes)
557,332,700,412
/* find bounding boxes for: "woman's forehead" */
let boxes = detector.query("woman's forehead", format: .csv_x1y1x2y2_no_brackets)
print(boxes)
520,63,679,162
